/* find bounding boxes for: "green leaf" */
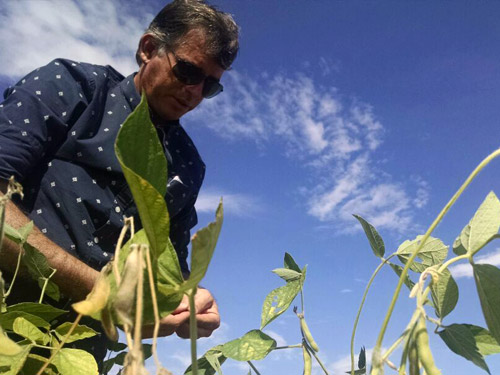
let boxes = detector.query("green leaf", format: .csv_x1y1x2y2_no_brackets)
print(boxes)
184,346,227,375
38,279,60,302
468,192,500,255
473,264,500,344
7,303,66,322
183,201,223,291
0,311,50,330
221,330,276,361
438,324,490,374
110,231,183,324
54,323,98,343
353,215,385,258
453,224,470,256
17,221,33,244
22,243,60,301
106,341,127,352
430,269,459,319
463,324,500,356
0,327,22,355
20,353,58,375
389,263,415,290
52,348,98,375
115,93,173,262
261,280,301,329
272,268,302,282
13,317,49,345
0,344,32,375
396,236,448,273
284,252,301,273
102,352,127,375
358,346,366,369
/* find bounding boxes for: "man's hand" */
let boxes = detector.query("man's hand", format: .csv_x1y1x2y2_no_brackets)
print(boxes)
175,288,220,339
142,288,220,339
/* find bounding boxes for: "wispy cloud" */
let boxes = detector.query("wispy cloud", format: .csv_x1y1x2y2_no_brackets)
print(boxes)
0,0,429,234
195,189,262,217
187,70,427,233
340,288,353,294
0,0,151,80
449,248,500,279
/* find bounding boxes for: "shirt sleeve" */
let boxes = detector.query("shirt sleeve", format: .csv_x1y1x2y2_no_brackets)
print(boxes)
0,59,92,182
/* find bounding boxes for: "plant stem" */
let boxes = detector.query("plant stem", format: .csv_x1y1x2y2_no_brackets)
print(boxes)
247,361,261,375
350,254,394,375
4,246,22,298
371,147,500,375
112,217,132,285
145,246,164,374
36,314,82,375
38,268,57,303
273,344,303,350
189,287,198,375
307,341,329,375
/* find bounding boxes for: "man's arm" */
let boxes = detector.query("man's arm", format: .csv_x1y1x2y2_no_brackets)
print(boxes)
0,180,99,301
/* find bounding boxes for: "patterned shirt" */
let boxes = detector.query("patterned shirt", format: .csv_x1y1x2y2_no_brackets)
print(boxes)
0,58,205,273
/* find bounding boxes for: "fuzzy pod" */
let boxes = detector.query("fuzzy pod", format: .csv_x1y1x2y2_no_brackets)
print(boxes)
415,316,441,375
302,344,312,375
300,317,319,352
113,245,142,326
72,264,112,316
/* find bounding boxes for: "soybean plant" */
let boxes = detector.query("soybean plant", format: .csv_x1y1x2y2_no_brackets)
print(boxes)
351,149,500,375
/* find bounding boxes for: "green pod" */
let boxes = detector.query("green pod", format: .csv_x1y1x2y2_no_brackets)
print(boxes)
408,339,419,375
415,316,441,375
303,344,312,375
300,317,319,352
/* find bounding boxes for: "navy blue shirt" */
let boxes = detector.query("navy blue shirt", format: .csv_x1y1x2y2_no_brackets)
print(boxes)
0,59,205,273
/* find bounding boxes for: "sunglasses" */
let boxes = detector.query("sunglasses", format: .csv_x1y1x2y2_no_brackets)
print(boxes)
170,51,223,99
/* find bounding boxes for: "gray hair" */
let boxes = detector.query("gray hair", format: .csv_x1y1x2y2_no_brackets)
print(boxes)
136,0,239,70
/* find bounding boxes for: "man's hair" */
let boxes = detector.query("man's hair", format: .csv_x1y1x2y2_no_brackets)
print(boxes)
136,0,239,70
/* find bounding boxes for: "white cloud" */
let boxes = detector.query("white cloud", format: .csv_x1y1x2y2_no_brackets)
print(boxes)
186,68,428,234
449,248,500,279
0,0,429,235
0,0,151,79
195,189,262,217
340,288,353,293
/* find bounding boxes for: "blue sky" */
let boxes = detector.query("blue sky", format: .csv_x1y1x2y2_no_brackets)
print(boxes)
1,1,500,374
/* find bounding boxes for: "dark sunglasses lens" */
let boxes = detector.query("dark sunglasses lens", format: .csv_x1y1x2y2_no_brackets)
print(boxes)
173,60,205,85
203,77,223,98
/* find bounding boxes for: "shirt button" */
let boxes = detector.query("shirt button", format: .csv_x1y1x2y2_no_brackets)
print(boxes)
115,206,121,213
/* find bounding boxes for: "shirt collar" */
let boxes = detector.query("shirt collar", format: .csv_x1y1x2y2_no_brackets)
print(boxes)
121,73,180,128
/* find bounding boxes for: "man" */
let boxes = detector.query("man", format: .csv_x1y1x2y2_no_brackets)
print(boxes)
0,0,239,365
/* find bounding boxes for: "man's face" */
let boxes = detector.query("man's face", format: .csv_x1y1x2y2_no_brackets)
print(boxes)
135,29,225,121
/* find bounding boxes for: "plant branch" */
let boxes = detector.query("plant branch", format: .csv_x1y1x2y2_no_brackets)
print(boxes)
247,361,261,375
38,268,57,303
189,287,198,375
350,254,394,375
4,246,23,298
145,245,164,374
371,147,500,375
36,314,82,375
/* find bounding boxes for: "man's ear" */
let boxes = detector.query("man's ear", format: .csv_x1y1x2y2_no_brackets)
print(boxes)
137,34,158,64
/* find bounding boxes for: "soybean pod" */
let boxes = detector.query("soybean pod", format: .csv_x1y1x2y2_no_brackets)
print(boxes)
300,316,319,352
302,343,312,375
415,316,441,375
408,339,419,375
